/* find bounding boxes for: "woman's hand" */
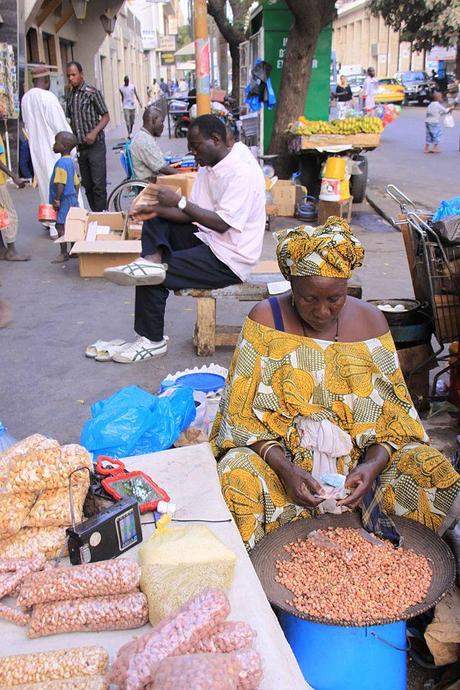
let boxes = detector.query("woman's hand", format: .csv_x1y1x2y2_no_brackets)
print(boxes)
337,463,379,510
278,463,325,509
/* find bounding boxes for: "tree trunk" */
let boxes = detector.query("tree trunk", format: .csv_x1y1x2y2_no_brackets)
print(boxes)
456,37,460,81
268,20,319,175
229,42,240,101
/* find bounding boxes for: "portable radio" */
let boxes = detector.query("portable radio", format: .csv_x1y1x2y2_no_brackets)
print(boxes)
66,497,143,565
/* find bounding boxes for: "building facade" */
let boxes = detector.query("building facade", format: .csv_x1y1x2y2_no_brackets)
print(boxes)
333,0,427,77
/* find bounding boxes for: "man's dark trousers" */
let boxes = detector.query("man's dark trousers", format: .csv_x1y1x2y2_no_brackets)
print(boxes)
78,140,107,211
135,217,241,342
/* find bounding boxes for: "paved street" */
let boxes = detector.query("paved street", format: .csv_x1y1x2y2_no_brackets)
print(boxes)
0,110,455,455
367,105,459,220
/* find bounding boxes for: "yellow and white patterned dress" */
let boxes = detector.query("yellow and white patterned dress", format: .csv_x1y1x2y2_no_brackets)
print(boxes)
211,318,460,549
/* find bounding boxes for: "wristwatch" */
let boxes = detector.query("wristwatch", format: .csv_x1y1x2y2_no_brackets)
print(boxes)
177,195,187,210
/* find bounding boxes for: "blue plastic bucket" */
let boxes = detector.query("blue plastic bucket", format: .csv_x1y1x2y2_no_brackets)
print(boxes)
278,611,407,690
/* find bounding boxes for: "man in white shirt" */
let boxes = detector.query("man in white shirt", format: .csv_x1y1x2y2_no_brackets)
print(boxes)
119,76,142,138
104,115,266,362
361,67,378,113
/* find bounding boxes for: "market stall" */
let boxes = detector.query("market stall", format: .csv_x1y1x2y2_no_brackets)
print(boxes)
0,442,310,690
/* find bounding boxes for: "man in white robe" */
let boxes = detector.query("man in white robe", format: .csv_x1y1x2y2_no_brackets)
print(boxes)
21,66,81,235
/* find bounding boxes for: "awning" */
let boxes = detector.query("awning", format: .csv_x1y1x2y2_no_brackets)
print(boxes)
175,42,195,57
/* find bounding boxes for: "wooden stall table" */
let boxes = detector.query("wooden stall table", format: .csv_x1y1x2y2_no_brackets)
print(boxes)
0,443,311,690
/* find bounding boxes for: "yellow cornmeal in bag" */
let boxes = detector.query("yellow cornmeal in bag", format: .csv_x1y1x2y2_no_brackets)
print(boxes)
139,516,237,624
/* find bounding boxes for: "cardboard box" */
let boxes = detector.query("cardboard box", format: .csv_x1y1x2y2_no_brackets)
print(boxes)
58,208,141,278
271,180,296,217
157,172,197,198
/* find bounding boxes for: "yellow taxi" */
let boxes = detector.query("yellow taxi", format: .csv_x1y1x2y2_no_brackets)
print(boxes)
375,78,405,104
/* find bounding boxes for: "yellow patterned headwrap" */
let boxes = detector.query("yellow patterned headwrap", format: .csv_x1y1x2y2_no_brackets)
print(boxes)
275,216,364,280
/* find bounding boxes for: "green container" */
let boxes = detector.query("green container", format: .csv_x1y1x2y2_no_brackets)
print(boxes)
249,1,332,152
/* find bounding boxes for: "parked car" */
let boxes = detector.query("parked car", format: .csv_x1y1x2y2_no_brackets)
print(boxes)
394,70,433,105
375,78,405,104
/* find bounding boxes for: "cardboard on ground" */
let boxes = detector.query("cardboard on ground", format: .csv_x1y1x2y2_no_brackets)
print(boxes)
57,208,141,278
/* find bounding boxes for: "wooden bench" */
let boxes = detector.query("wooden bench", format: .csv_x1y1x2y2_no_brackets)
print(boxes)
175,276,362,356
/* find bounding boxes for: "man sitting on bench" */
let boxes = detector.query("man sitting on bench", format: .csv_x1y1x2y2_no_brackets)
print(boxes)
104,114,266,363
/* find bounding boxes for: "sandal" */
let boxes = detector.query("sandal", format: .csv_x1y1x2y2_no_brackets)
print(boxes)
95,342,129,362
85,339,126,359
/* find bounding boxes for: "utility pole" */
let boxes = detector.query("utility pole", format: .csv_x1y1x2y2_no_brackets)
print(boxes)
193,0,211,115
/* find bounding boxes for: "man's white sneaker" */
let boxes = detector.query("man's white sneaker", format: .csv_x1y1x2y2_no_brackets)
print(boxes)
104,258,167,286
111,336,168,362
48,224,58,239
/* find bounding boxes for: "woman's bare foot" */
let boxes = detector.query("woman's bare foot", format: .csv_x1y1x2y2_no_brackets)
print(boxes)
51,253,69,264
431,145,441,153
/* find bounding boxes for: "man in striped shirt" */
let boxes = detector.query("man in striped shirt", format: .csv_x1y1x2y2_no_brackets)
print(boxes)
66,61,110,211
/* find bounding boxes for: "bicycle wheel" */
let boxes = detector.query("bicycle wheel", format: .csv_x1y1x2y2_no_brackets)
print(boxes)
107,179,148,212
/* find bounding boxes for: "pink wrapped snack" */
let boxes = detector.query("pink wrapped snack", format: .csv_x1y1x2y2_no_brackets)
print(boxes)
18,560,140,608
109,587,230,690
146,649,263,690
0,603,30,626
191,622,256,653
28,592,148,638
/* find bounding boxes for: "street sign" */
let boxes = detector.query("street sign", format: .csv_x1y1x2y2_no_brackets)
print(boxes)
159,35,176,51
161,51,176,65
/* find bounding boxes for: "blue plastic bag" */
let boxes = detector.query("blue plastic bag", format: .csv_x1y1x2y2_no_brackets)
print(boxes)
433,197,460,223
80,385,196,458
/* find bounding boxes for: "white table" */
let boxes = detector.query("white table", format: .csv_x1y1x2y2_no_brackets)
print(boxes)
2,443,311,690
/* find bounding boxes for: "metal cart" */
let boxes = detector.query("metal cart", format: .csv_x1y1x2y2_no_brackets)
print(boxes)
386,185,460,403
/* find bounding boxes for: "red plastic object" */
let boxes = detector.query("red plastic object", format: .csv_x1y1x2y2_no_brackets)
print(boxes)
0,208,9,229
38,204,57,222
95,455,170,513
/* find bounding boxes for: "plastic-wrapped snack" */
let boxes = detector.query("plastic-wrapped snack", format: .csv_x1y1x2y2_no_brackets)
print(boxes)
0,492,38,538
148,653,240,690
28,592,148,638
109,587,230,690
0,646,108,686
0,437,91,493
24,479,88,529
0,527,67,560
146,649,263,690
19,560,141,608
191,622,256,654
234,649,264,690
0,676,108,690
0,556,46,573
0,603,30,626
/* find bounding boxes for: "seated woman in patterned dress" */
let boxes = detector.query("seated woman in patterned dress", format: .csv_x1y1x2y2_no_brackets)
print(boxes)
211,217,460,552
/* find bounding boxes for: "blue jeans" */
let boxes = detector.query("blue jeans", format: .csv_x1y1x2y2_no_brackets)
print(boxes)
425,122,441,146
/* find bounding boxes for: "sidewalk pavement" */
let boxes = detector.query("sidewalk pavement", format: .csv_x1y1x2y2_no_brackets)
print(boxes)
366,107,459,224
0,118,456,456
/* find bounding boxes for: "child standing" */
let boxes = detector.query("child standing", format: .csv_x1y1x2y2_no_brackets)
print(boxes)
49,131,79,263
0,129,29,261
425,91,454,153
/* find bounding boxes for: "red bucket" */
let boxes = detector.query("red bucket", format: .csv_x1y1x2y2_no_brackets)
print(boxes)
0,208,9,229
38,204,57,222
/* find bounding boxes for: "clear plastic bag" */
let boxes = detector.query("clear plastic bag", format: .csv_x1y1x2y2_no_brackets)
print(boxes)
109,587,230,690
139,518,236,624
0,437,91,494
0,527,67,560
18,560,140,608
28,592,148,638
0,645,108,686
24,482,87,529
0,492,37,538
2,677,108,690
147,649,262,690
148,653,240,690
191,621,256,654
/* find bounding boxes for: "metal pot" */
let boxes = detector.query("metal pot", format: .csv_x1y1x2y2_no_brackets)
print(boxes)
367,299,424,326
